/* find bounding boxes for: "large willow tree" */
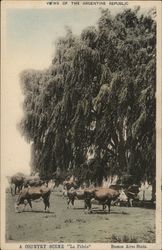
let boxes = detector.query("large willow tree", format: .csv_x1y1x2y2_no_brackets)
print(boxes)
19,8,156,190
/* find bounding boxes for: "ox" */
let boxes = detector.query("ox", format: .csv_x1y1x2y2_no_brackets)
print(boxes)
67,188,85,208
125,185,140,207
109,184,140,207
62,179,79,198
10,174,24,196
23,175,42,187
63,180,78,191
84,188,120,213
15,186,51,213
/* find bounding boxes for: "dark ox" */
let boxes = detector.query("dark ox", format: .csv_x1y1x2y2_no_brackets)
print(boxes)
15,186,51,213
125,185,140,207
63,180,78,191
10,175,24,196
84,188,120,213
109,184,140,207
67,189,85,208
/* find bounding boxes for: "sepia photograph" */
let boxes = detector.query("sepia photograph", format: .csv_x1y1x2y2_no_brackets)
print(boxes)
1,1,162,250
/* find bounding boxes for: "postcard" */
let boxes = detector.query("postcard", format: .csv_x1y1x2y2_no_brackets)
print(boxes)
1,1,162,250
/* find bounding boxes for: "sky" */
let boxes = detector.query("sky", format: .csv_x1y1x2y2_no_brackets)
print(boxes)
2,7,103,177
1,2,156,178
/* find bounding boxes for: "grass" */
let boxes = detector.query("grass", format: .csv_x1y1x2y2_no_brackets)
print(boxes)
111,234,138,243
6,191,155,243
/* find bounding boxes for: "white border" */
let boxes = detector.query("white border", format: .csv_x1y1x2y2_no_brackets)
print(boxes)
1,1,162,250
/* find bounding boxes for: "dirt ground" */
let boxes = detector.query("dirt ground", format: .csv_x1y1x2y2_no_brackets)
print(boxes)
6,190,155,243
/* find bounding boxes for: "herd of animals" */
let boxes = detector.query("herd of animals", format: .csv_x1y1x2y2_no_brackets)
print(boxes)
7,173,142,213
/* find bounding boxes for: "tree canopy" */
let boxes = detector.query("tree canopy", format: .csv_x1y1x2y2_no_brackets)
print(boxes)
19,7,156,187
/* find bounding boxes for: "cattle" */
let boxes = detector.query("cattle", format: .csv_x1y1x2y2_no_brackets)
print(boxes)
67,185,98,209
67,188,85,208
23,176,42,188
125,184,140,207
10,174,24,196
112,189,128,206
63,180,78,191
24,179,45,188
15,185,51,213
109,184,140,207
84,188,120,213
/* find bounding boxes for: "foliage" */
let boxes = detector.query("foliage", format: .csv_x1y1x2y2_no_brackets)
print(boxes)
19,8,156,187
